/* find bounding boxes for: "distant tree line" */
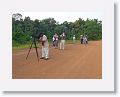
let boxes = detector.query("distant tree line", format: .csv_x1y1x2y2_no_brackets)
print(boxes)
12,13,102,46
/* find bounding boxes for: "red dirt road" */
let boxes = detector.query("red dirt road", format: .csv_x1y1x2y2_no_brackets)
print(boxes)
12,41,102,79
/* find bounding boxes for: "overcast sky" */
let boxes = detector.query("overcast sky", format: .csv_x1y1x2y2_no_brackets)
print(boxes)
20,12,102,24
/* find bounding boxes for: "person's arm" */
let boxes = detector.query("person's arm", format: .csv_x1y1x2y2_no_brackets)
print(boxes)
39,37,42,42
41,41,45,46
39,37,45,46
41,35,47,46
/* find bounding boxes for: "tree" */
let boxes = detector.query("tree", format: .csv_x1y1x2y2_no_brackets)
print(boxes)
12,13,22,21
12,16,102,46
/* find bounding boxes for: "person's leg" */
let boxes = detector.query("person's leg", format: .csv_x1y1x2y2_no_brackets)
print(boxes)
53,41,55,47
83,39,86,44
86,39,88,44
54,40,56,48
81,39,83,44
83,39,85,44
55,40,57,48
56,40,58,48
87,40,88,44
52,41,54,46
74,39,75,43
62,40,65,50
41,46,45,58
60,41,62,49
85,39,87,44
61,40,63,50
44,47,49,59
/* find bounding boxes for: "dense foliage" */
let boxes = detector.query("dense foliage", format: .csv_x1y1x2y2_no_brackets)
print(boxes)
12,15,102,46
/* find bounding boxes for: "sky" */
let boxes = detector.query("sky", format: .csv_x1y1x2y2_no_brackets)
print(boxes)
19,12,102,24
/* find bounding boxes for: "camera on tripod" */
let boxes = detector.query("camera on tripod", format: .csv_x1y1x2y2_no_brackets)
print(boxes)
26,32,44,62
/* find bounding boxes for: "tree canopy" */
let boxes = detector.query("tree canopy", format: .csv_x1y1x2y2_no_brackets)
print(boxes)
12,14,102,46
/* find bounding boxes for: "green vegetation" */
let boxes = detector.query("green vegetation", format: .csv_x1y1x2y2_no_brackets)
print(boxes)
12,42,41,51
12,13,102,49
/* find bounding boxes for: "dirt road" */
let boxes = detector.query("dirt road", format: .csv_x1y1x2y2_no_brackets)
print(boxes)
12,41,102,79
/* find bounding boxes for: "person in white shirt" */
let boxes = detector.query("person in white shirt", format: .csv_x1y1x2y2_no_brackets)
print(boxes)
80,35,83,44
60,32,66,50
73,35,76,44
52,36,55,47
39,33,49,60
83,35,87,44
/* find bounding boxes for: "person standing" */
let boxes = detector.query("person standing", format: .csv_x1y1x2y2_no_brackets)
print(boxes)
52,36,55,47
80,35,83,44
83,35,87,44
53,33,59,48
73,35,76,44
86,35,88,44
60,32,66,50
39,33,49,60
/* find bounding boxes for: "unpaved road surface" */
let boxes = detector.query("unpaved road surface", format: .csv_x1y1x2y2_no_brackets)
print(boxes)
12,41,102,79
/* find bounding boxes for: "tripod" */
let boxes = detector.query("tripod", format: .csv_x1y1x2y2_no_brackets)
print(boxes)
26,38,39,62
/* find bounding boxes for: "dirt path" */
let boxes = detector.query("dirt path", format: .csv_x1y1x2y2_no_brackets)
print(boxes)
12,41,102,79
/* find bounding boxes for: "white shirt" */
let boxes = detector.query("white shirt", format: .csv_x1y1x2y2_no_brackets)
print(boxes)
52,36,55,41
73,36,75,40
42,35,49,47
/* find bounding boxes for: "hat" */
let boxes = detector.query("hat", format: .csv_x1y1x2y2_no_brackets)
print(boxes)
39,33,44,37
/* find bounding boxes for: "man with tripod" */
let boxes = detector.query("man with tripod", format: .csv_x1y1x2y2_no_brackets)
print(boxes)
39,33,49,60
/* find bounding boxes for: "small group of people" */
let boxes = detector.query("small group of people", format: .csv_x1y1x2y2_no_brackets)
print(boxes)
39,32,66,60
80,34,88,44
52,32,66,50
39,32,88,60
72,34,88,44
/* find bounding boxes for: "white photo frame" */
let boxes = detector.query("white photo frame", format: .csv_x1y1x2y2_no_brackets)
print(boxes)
0,0,114,91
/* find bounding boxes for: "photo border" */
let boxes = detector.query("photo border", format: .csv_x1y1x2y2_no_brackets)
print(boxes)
0,0,114,91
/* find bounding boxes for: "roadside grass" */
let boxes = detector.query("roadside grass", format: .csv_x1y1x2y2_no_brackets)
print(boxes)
12,43,41,52
12,40,81,52
12,40,102,52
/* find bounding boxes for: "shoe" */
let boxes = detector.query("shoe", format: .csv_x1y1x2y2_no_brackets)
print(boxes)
44,58,49,60
40,57,44,59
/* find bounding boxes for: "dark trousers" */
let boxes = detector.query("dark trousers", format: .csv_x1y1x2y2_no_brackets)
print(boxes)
54,40,58,47
53,41,55,46
81,39,83,44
